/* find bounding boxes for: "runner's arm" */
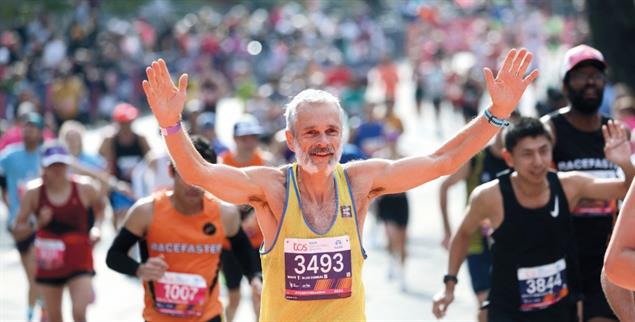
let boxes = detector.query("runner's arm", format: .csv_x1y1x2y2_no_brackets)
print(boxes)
566,163,634,204
86,180,106,244
98,136,115,175
106,197,154,276
573,119,635,201
604,180,635,290
433,184,494,319
601,269,635,319
359,49,538,196
438,163,471,246
11,187,37,241
220,204,262,282
142,59,270,205
446,185,492,287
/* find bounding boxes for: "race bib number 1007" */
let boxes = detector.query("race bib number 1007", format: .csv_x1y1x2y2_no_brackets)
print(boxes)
284,236,353,301
154,272,207,317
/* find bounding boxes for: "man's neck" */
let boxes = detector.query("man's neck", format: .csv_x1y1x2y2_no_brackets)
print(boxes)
296,166,334,203
45,177,71,193
235,150,255,164
511,173,548,199
170,193,203,216
24,142,39,152
565,108,602,132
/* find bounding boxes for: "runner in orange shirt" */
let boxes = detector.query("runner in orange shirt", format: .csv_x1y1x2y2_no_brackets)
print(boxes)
106,136,262,322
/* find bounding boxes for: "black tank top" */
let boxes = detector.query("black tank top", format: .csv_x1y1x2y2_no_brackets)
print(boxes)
467,146,509,196
113,133,145,182
548,110,616,292
489,172,577,312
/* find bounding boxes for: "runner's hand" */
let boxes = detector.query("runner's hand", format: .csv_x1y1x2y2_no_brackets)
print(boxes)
603,120,630,167
37,207,54,230
432,289,455,319
250,276,263,297
137,255,169,281
89,227,101,246
484,48,539,118
142,59,188,128
250,277,262,316
441,234,451,250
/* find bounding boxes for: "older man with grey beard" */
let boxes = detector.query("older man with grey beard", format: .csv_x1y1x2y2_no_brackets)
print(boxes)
142,48,537,321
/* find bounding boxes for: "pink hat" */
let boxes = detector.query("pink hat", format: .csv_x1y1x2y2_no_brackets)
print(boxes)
112,103,139,123
561,44,606,79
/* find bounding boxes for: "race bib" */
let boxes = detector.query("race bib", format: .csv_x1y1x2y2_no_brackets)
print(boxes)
35,238,65,270
284,236,352,301
154,272,207,317
517,258,568,311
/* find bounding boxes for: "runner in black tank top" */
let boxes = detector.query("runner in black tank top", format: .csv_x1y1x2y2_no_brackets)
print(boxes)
547,110,620,320
113,133,146,183
488,171,577,321
439,134,510,322
433,117,634,322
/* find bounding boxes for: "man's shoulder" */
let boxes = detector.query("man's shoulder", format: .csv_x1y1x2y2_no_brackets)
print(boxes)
0,142,26,158
470,179,501,204
130,195,156,216
541,106,569,123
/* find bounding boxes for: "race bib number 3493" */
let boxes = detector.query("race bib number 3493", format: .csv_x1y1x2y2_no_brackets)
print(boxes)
517,258,568,311
154,272,207,317
284,236,353,301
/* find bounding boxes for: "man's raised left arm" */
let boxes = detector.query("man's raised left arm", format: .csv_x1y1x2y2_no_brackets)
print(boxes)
352,48,538,196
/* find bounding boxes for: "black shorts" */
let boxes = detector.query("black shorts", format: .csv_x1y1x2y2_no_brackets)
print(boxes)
221,247,261,290
377,193,409,227
583,291,617,321
488,300,573,322
16,232,36,254
36,270,95,286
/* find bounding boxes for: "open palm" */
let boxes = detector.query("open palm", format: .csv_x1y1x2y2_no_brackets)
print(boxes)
483,48,539,118
603,120,631,166
142,59,189,128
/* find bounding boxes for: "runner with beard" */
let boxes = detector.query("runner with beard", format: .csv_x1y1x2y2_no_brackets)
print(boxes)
542,44,634,322
142,48,538,321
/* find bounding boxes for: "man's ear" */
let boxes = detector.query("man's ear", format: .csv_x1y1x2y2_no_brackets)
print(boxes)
502,148,514,168
285,130,296,152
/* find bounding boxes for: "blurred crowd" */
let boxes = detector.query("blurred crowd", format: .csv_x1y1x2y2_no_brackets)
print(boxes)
2,0,635,221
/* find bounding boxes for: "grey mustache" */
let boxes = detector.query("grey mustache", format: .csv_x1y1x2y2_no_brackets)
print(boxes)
309,146,335,154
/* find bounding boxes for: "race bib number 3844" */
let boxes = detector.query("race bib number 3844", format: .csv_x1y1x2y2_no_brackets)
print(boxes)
517,258,568,311
284,236,352,301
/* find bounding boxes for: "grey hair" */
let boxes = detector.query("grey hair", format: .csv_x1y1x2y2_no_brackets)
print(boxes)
284,89,346,134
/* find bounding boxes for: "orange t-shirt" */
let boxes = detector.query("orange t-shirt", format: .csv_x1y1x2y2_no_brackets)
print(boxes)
219,150,265,250
218,150,265,168
142,190,225,322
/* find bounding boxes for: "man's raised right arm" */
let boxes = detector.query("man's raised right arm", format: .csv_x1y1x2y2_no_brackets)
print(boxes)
142,59,267,205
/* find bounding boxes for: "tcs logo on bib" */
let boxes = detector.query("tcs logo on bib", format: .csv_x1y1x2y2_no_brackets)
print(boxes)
293,243,309,252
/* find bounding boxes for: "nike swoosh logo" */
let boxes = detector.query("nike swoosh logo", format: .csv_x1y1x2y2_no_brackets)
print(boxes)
550,196,559,218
